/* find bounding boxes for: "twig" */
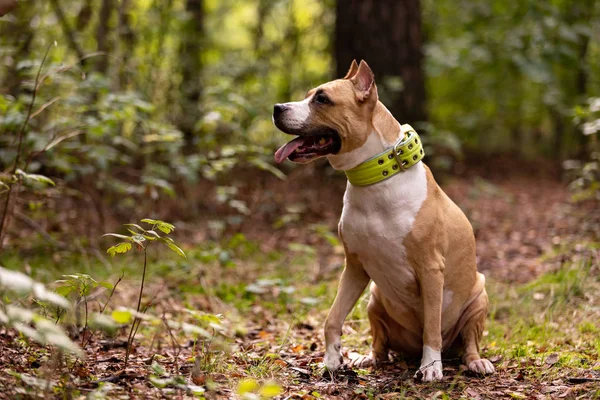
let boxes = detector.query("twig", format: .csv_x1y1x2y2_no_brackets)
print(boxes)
81,272,124,349
125,248,148,367
162,315,182,374
30,96,61,120
81,291,89,346
568,377,600,383
13,211,66,249
0,42,52,251
100,272,124,314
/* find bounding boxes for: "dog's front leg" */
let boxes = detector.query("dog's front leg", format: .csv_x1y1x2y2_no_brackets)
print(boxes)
416,262,444,382
324,254,369,371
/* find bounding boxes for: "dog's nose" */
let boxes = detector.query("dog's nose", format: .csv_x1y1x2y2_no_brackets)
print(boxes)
273,103,288,118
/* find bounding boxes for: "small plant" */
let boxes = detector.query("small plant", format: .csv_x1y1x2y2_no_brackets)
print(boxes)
0,266,81,357
54,273,122,348
149,362,206,397
103,218,186,366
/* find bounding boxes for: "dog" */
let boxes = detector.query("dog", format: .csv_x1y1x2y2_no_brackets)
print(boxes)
272,60,495,381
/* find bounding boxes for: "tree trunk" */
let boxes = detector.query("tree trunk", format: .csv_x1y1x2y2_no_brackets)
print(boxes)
178,0,204,144
95,0,115,74
50,0,86,62
1,0,35,97
117,0,136,89
574,0,592,156
335,0,426,124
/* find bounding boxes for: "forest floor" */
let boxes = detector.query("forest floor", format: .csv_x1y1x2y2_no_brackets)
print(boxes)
0,159,599,399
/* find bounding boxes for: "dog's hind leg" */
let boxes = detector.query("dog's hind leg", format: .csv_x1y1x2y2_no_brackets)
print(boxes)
460,282,495,374
349,283,389,368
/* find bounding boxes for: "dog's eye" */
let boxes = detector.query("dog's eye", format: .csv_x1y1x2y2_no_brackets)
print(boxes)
314,93,331,105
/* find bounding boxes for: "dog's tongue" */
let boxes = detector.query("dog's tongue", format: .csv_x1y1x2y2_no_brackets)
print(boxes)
274,137,305,164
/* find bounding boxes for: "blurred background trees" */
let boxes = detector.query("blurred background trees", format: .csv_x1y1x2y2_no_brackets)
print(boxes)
0,0,599,246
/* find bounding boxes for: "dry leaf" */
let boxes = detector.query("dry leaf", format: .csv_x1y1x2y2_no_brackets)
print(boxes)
545,353,559,366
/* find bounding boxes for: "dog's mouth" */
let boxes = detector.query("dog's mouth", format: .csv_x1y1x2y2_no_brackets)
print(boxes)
274,129,341,164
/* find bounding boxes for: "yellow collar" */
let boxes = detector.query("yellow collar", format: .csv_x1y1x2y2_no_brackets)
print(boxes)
344,124,424,186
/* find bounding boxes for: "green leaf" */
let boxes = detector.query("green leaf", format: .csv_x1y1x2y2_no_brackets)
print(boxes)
149,376,173,388
179,323,212,338
9,371,56,389
163,241,186,258
151,362,168,376
35,319,83,356
156,223,175,234
107,242,132,256
259,382,283,398
102,233,133,241
111,309,132,324
16,169,55,186
124,223,145,232
237,379,259,394
99,281,114,290
142,219,175,234
55,285,73,297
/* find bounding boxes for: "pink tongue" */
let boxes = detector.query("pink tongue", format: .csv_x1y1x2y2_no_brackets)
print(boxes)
274,137,305,163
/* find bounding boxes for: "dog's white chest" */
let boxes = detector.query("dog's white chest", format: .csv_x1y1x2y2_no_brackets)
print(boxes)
340,163,428,302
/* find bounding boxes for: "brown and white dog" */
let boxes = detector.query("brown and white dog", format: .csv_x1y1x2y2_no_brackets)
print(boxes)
272,60,495,381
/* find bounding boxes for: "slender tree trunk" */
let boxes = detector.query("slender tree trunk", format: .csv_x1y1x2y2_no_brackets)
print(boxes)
96,0,115,74
574,0,592,155
178,0,204,144
335,0,427,124
117,0,136,89
254,0,271,53
1,0,35,97
279,0,299,101
50,0,86,62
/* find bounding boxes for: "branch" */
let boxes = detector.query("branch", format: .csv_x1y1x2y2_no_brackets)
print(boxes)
13,211,66,249
0,43,52,250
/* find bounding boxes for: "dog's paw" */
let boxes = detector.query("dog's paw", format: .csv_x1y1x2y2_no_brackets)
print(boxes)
348,351,388,369
468,358,495,374
348,353,374,368
414,361,443,382
324,343,343,371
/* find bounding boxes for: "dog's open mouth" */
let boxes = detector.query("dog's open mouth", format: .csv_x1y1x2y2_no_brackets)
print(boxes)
274,131,341,164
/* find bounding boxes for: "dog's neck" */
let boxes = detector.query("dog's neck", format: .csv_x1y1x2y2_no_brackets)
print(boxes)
327,102,404,171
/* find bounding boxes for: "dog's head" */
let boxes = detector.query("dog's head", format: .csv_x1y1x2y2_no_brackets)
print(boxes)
273,60,378,164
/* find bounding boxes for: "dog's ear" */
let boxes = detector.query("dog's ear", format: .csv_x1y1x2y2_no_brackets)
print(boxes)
350,60,376,102
343,59,359,79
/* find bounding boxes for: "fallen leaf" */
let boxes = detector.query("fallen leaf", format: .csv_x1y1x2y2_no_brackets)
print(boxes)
545,353,559,366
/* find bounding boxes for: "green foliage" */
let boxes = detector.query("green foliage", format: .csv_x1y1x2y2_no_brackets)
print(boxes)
149,362,206,397
565,97,600,201
104,218,186,258
237,378,283,399
423,0,598,155
0,266,81,356
15,169,55,187
55,273,105,298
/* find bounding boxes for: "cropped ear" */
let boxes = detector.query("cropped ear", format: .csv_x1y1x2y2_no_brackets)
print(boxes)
350,60,375,102
343,59,359,79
